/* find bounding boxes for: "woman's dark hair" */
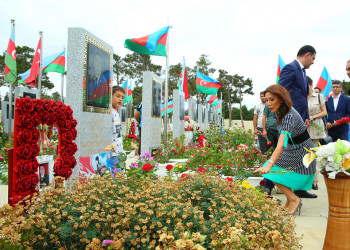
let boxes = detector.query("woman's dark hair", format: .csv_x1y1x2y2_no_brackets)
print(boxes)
112,85,125,95
314,87,321,92
265,85,293,125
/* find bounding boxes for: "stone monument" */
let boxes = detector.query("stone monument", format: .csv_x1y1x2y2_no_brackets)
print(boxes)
1,101,14,131
197,104,202,130
66,28,113,178
140,71,163,154
119,106,127,136
204,104,209,130
172,89,184,139
188,98,196,121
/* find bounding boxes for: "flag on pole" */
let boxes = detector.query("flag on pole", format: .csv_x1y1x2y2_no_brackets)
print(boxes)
21,38,42,87
121,80,129,105
206,95,217,104
316,66,332,98
196,71,221,95
4,26,17,84
19,51,65,85
124,26,169,57
161,101,173,116
276,55,286,84
177,61,189,99
211,101,222,113
127,82,133,102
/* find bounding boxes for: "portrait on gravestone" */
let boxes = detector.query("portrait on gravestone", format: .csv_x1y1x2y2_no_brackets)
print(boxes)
6,104,14,119
38,163,49,189
180,95,185,120
23,92,36,99
152,79,162,118
86,43,110,108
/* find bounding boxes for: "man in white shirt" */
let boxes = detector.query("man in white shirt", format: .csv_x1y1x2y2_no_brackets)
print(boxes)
253,92,267,154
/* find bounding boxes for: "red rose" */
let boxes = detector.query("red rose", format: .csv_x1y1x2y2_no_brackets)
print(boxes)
0,153,4,162
180,173,190,180
216,165,221,169
61,145,77,156
48,115,58,125
32,144,40,158
34,99,43,112
72,119,77,128
227,177,233,182
60,156,77,168
57,102,66,114
71,128,77,140
61,131,74,144
16,175,32,191
54,164,72,179
17,144,33,159
64,107,73,117
42,99,52,112
30,174,39,191
41,114,50,124
60,119,73,131
141,163,153,172
50,102,58,113
17,159,39,175
17,129,33,144
166,164,173,171
199,167,206,173
16,97,34,112
18,114,34,129
32,129,40,143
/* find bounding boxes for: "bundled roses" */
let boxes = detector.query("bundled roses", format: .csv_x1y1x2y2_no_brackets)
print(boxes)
13,97,78,204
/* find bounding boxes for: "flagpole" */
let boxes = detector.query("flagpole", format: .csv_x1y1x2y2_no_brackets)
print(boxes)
126,79,129,131
7,19,15,136
220,92,223,129
163,21,171,141
61,46,65,103
37,31,43,99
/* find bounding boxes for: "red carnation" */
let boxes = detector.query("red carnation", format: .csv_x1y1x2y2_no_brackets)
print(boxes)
166,164,173,171
142,163,153,172
199,167,206,173
227,177,233,182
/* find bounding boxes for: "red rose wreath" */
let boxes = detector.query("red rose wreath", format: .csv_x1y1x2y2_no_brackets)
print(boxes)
11,97,77,205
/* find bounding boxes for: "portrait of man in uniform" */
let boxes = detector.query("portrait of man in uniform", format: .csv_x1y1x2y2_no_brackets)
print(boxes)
86,43,110,108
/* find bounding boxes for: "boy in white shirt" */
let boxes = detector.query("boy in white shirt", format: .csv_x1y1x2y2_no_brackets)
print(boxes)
112,86,125,170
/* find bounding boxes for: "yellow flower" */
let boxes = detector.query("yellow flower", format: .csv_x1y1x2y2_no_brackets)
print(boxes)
343,158,350,170
303,148,316,168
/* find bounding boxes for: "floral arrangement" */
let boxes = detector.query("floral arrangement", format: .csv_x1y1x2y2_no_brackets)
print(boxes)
0,173,300,249
184,116,199,132
12,97,77,204
127,152,159,179
304,139,350,179
334,117,350,126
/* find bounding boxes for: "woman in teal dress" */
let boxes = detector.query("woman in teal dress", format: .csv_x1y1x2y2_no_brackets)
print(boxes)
255,85,316,215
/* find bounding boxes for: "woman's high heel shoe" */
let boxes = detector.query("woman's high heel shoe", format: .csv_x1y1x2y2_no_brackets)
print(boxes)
287,199,302,216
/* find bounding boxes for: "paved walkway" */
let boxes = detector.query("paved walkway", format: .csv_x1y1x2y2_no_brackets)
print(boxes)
0,167,329,249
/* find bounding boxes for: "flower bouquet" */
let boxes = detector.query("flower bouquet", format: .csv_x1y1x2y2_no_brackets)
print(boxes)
303,139,350,179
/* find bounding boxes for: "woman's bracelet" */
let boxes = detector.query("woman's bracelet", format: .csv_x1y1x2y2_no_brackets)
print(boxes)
268,159,275,165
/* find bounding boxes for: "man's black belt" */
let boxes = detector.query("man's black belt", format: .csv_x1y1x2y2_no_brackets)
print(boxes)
288,129,310,145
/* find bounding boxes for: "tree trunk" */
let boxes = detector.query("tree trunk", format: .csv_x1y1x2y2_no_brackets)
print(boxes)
239,89,244,127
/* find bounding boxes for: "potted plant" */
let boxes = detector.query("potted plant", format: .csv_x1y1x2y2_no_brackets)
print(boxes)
304,139,350,249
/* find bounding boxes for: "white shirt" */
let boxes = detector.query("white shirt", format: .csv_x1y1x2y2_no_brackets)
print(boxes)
254,103,266,128
112,108,124,155
296,59,306,79
333,94,341,111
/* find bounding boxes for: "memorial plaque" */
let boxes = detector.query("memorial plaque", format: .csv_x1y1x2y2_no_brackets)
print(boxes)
119,106,127,136
173,89,184,139
66,28,113,179
141,72,163,154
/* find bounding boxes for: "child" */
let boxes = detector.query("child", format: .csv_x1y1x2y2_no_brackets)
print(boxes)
112,86,125,170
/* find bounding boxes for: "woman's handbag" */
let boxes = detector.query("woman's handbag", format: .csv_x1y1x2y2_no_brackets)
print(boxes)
319,136,333,145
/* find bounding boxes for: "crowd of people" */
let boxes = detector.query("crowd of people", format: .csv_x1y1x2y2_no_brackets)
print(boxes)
254,45,350,215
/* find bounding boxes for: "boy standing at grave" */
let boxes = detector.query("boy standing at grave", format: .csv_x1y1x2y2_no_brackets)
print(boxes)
112,86,125,170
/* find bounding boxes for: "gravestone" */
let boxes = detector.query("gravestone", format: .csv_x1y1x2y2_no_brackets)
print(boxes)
119,106,127,136
66,28,113,178
172,89,184,139
1,101,14,131
204,104,209,130
140,71,163,154
188,98,196,121
14,86,37,100
197,104,202,130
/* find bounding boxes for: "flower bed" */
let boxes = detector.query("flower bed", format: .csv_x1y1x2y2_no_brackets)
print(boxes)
0,173,300,249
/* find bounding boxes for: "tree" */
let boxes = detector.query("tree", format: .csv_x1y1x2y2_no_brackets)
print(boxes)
218,70,240,127
112,53,126,86
231,75,254,126
122,53,162,86
167,63,182,99
342,80,350,95
0,45,55,94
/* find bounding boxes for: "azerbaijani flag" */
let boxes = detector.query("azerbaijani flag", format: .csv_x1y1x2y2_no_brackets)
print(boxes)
23,38,42,87
124,26,169,57
19,51,65,85
211,101,222,113
196,71,221,95
161,101,173,116
127,83,133,102
177,61,189,99
316,67,332,98
121,80,129,105
4,26,17,84
276,55,286,84
206,95,217,104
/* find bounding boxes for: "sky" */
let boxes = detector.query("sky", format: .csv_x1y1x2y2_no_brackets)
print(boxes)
1,0,350,109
